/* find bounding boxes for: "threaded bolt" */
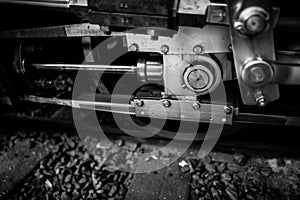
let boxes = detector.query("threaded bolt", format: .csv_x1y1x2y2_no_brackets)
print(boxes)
256,96,267,107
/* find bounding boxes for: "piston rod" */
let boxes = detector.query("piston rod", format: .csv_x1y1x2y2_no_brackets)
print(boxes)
31,63,137,74
31,58,163,82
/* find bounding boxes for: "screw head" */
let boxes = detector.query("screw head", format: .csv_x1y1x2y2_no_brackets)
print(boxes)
162,100,171,107
193,45,203,54
129,43,138,51
160,45,169,54
135,100,144,107
192,102,201,110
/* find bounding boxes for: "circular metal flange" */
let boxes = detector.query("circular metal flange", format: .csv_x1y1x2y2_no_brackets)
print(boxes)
235,6,270,36
183,56,222,95
241,59,274,88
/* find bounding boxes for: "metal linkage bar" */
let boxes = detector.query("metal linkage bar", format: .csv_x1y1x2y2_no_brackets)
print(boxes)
235,113,300,126
0,23,124,39
0,0,70,8
20,95,300,126
21,95,135,115
132,99,233,124
31,63,137,74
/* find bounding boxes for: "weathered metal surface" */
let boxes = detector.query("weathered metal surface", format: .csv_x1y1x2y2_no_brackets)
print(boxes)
126,25,230,54
88,0,172,15
89,11,169,28
163,54,222,97
0,23,122,39
178,0,210,15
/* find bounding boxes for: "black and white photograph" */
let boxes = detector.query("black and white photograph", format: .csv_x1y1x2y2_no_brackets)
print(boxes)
0,0,299,199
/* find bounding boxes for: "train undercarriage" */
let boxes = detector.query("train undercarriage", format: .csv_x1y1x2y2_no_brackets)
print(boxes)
1,0,300,138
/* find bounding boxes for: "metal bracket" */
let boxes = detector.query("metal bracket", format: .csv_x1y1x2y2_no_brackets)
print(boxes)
126,25,230,54
133,99,233,124
227,0,279,106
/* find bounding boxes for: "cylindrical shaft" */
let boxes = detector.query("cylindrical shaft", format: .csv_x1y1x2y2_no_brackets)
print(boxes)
31,63,137,74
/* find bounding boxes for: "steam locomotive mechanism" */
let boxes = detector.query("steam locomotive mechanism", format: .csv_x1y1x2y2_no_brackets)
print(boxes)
1,0,300,128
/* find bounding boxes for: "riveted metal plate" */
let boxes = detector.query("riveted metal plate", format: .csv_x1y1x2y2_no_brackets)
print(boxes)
133,99,233,124
125,25,230,54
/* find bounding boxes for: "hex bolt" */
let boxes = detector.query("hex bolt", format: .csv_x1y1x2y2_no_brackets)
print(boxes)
224,106,232,114
129,43,138,51
160,45,169,54
256,96,267,107
192,102,201,110
162,100,171,107
135,100,144,107
193,45,203,54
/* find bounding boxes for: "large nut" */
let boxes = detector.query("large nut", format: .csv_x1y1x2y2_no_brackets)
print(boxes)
182,56,222,95
236,6,270,36
241,59,273,88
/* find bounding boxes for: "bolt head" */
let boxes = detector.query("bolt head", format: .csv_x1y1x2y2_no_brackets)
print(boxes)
129,43,138,51
250,67,266,83
193,45,203,54
160,45,169,54
162,100,171,107
135,100,144,107
192,102,201,110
